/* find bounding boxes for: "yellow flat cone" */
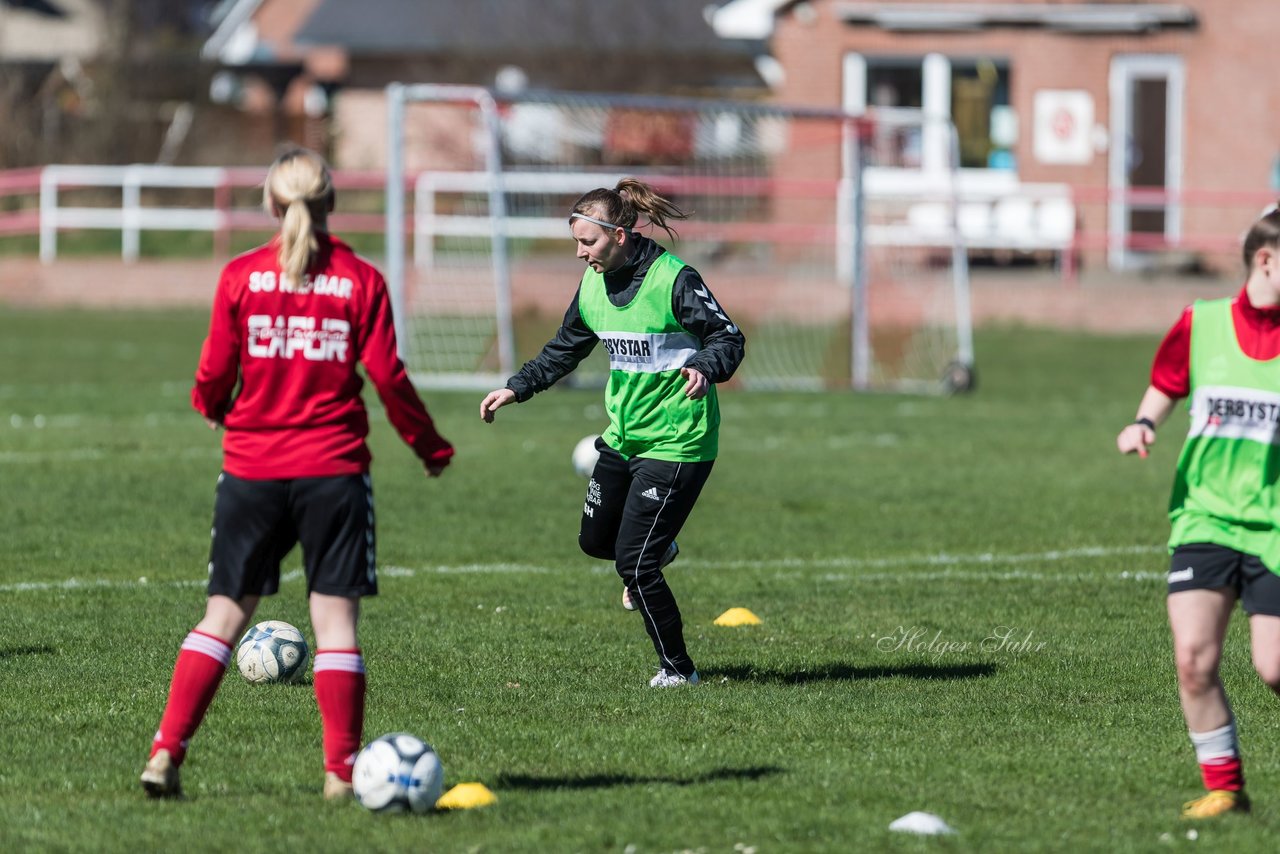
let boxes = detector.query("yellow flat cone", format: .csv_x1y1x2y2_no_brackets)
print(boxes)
436,782,497,810
714,607,761,626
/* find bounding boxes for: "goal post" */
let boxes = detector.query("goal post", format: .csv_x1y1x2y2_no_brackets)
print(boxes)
385,83,516,389
384,84,973,393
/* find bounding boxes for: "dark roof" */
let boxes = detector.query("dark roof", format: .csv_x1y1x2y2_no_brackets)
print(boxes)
832,3,1197,34
295,0,756,58
2,0,65,16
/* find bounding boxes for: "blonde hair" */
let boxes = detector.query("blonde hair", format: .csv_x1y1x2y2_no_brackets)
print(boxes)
262,147,335,285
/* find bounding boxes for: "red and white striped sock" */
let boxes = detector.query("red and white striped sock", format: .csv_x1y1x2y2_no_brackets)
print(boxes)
313,649,366,782
151,631,232,765
1190,718,1245,792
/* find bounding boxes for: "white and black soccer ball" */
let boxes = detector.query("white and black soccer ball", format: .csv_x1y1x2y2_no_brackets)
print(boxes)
352,732,444,814
236,620,309,684
572,434,600,478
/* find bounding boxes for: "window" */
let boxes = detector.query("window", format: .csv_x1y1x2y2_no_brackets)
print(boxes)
844,53,1014,171
866,60,923,109
950,59,1011,169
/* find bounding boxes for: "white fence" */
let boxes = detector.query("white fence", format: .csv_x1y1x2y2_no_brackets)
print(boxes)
39,164,234,263
864,168,1076,253
34,164,387,263
413,170,630,269
33,163,1076,269
413,167,1076,269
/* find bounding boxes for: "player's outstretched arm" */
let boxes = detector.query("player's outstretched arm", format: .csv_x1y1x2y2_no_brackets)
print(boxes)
1116,386,1176,459
480,388,517,423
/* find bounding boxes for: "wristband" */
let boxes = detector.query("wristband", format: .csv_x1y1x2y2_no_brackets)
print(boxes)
1133,417,1156,431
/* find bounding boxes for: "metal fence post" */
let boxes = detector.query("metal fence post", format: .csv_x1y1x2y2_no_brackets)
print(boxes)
385,82,408,358
39,167,57,264
122,166,141,262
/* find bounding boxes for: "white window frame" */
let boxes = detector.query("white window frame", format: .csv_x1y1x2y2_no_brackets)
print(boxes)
843,50,1010,182
1107,53,1185,270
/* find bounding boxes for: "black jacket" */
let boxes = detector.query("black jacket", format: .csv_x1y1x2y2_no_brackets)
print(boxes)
506,235,746,401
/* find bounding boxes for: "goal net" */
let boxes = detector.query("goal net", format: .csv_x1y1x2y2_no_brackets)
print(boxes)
385,85,972,393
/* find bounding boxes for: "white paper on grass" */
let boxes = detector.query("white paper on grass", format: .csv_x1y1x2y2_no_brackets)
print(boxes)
888,811,956,835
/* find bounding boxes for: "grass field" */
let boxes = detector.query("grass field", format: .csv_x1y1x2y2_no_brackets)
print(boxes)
3,306,1278,852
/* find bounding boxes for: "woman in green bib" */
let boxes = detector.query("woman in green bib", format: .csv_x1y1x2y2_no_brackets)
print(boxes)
481,178,745,687
1117,206,1280,818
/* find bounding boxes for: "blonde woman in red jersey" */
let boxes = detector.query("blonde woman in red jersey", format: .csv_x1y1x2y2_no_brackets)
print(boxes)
140,148,453,801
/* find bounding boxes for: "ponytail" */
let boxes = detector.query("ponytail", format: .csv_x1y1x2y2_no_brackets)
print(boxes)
569,177,690,242
278,198,318,286
263,148,335,286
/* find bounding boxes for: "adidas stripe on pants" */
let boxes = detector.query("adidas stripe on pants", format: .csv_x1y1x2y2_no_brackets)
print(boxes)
579,443,713,677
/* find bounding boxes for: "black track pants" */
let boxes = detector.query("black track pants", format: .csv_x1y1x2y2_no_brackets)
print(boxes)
579,438,713,676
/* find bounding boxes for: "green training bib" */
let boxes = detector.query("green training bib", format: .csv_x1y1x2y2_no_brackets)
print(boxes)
1168,297,1280,571
577,252,718,462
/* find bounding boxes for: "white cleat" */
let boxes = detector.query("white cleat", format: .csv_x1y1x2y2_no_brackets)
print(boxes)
323,771,354,802
649,668,700,688
622,541,680,611
140,749,182,798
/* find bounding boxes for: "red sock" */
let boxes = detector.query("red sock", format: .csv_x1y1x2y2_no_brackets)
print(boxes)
313,650,366,781
1200,757,1245,792
151,631,232,764
1190,719,1245,792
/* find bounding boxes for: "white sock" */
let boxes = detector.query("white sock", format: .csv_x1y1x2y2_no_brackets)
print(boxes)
1189,718,1239,764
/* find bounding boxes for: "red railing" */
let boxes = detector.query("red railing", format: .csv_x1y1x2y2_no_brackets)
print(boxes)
0,168,43,236
1064,185,1278,282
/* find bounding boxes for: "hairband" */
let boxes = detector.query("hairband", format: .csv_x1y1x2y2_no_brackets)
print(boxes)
570,212,623,231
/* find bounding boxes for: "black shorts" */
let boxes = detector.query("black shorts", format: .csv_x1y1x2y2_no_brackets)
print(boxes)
208,471,377,600
1167,542,1280,616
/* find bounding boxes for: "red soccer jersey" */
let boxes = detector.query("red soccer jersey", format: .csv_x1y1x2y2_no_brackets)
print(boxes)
1151,285,1280,399
192,234,452,479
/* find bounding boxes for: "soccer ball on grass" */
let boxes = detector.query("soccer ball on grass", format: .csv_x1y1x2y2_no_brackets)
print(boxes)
352,732,445,813
572,434,600,478
236,620,309,684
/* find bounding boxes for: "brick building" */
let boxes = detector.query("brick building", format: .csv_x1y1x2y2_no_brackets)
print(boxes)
749,0,1280,272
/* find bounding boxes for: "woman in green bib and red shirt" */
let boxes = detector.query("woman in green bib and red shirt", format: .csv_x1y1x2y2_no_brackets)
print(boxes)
481,178,745,688
1118,206,1280,819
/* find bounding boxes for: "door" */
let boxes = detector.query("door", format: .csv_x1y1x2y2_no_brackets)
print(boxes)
1109,55,1184,270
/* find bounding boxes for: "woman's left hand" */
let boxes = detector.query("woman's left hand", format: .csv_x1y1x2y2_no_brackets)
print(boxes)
680,367,709,400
